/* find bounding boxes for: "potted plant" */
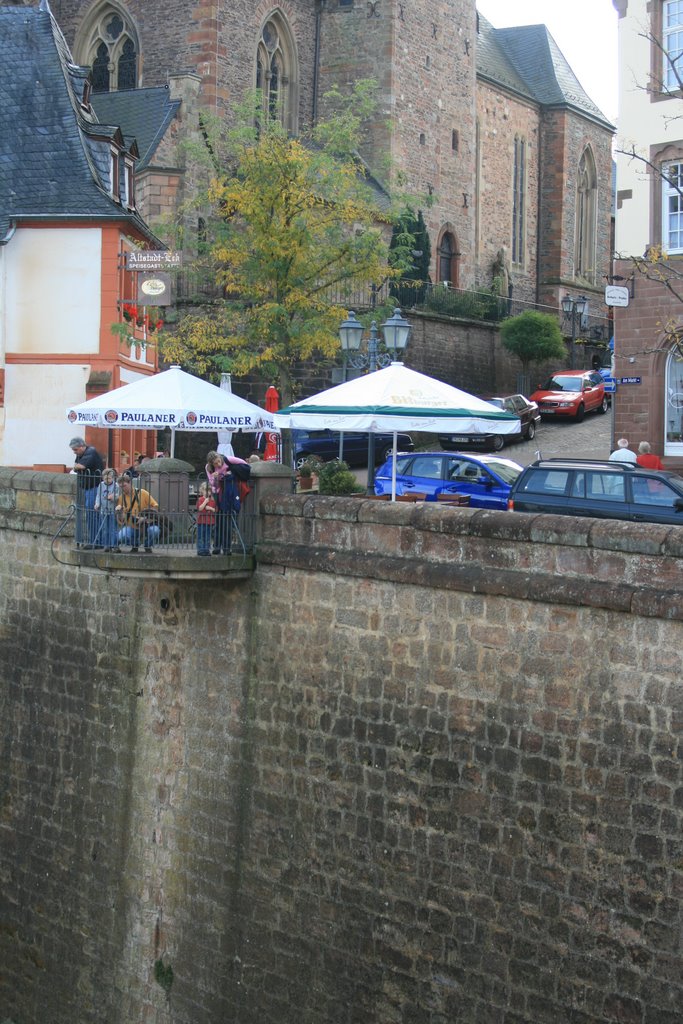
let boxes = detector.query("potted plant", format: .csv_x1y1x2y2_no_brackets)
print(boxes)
298,461,314,490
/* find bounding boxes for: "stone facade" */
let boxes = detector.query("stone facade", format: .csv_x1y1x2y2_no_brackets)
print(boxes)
34,0,614,306
2,474,683,1024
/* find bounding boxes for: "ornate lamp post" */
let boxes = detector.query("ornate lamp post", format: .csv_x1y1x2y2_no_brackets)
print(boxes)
338,308,412,492
561,293,588,369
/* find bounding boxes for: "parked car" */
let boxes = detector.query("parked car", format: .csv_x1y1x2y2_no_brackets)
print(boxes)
438,394,540,451
374,451,523,509
530,370,608,421
292,429,414,470
508,458,683,526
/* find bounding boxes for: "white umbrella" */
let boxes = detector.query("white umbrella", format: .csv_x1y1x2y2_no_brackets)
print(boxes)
67,365,275,456
274,362,519,500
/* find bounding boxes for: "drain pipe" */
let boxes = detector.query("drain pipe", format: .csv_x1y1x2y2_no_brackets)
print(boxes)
312,0,326,126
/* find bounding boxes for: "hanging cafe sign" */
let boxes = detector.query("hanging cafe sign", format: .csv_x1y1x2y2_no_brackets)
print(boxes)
125,250,183,307
125,250,182,271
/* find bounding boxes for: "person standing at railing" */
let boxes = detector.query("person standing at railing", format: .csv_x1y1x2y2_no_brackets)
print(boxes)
195,482,217,556
70,436,104,547
205,451,240,555
93,468,120,552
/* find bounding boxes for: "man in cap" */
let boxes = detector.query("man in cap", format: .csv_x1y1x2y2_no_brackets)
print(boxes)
70,437,104,546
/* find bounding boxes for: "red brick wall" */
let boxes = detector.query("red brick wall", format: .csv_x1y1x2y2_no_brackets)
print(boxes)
612,259,683,468
318,0,478,289
476,82,540,302
537,109,613,313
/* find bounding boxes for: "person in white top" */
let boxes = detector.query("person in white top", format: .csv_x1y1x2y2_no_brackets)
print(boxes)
609,438,637,463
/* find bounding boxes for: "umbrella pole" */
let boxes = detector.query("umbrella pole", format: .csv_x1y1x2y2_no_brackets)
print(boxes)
391,431,397,502
170,428,176,458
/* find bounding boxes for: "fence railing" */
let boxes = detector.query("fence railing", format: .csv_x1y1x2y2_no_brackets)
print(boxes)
171,269,611,340
73,501,256,557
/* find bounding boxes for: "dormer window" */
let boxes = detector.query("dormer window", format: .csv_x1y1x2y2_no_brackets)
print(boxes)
123,157,135,209
110,146,120,201
81,79,92,111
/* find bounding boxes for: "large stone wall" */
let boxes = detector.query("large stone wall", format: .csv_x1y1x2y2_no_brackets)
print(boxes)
2,476,683,1024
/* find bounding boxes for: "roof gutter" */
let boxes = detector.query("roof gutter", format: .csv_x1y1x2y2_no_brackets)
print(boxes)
8,212,165,248
0,223,17,246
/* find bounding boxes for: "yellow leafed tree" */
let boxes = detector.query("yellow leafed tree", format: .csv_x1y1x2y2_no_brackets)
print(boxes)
161,82,414,405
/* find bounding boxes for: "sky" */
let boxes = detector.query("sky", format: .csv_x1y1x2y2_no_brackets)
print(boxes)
476,0,619,125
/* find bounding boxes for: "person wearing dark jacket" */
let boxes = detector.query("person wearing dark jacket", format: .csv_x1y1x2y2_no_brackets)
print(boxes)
70,436,104,546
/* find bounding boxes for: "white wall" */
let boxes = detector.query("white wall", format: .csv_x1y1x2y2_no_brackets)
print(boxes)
615,0,683,255
6,227,102,355
1,363,92,467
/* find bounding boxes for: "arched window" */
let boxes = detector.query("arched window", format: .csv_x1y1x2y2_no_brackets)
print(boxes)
575,147,598,283
665,341,683,454
255,12,298,132
437,229,459,287
74,3,139,94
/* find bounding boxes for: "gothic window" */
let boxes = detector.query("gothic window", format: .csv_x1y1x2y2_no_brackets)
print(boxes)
575,147,597,283
512,136,526,266
437,229,459,287
662,160,683,253
664,0,683,90
75,4,139,94
255,13,298,132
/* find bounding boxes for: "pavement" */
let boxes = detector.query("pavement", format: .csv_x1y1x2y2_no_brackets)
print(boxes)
500,407,614,467
352,408,615,483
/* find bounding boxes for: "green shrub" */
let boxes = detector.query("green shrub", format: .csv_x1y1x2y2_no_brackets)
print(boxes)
317,460,364,495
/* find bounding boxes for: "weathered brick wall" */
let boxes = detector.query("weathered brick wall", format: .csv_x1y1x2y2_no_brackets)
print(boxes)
476,82,540,303
2,478,683,1024
611,259,682,470
407,311,584,395
537,109,613,309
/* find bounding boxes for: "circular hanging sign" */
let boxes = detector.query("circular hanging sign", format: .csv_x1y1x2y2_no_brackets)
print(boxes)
141,278,167,297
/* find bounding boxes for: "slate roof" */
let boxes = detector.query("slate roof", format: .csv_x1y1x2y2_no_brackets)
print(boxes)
477,15,614,130
0,3,159,242
91,88,181,171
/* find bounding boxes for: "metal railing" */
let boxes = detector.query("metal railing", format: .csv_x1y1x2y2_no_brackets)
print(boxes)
171,268,611,339
73,502,256,557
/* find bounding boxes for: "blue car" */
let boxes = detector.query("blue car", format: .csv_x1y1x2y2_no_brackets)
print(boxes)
374,451,524,509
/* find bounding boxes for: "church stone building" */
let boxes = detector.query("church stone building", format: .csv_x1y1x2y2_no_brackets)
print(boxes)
41,0,613,312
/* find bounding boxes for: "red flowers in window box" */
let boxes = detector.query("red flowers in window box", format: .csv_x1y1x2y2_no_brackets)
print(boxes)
121,302,163,333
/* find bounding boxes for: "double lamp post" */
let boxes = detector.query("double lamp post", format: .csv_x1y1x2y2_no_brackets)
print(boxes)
338,307,412,493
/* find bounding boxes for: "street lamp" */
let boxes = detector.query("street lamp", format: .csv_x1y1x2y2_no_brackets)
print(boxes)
561,293,588,369
338,308,412,492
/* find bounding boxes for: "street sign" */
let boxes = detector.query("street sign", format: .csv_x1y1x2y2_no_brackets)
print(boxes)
603,379,616,393
605,285,630,307
125,250,182,271
619,376,641,384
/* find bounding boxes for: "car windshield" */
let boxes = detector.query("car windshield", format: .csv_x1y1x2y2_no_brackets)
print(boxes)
543,376,582,392
483,460,523,484
488,398,504,409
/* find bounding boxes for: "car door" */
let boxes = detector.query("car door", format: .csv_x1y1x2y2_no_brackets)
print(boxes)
583,373,604,412
510,395,529,431
567,470,628,518
440,457,509,509
396,454,447,497
628,475,683,525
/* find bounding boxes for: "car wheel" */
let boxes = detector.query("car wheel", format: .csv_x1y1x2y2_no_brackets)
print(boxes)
294,452,308,470
377,444,394,465
491,435,504,452
598,397,608,414
575,404,585,423
524,421,536,441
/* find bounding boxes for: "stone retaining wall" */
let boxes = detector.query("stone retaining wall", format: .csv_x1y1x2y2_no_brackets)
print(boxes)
1,482,682,1024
